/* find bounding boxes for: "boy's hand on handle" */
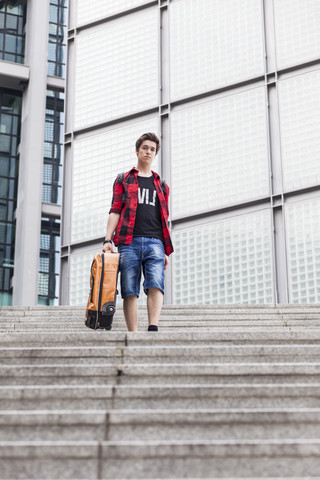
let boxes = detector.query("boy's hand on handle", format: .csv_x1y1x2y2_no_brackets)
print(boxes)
102,242,113,253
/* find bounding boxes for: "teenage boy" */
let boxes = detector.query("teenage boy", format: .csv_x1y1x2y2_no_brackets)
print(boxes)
102,132,174,332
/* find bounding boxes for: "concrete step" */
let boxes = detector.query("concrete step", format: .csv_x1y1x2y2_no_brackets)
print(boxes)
0,316,300,324
2,408,320,442
2,329,320,348
0,317,304,324
0,441,98,479
2,310,320,319
1,344,320,365
1,440,320,479
0,322,295,332
93,440,320,479
125,329,320,345
5,323,320,334
1,303,320,311
2,362,320,386
1,383,320,410
4,319,320,333
3,309,320,318
1,305,320,323
0,331,127,347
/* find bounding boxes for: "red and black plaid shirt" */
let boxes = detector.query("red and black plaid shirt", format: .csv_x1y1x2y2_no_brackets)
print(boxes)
109,167,174,256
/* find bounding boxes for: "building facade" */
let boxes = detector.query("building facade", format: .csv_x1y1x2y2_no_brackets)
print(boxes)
0,0,67,306
62,0,320,306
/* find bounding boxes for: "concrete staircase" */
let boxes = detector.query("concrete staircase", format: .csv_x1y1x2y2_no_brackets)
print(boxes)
1,304,320,479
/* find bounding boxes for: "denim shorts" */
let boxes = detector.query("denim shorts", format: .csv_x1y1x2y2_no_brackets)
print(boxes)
118,237,165,299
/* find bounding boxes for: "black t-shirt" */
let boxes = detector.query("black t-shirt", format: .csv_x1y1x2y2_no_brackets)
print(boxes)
133,175,164,241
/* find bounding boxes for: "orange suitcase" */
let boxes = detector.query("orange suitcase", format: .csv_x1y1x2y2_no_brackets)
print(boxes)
85,252,120,330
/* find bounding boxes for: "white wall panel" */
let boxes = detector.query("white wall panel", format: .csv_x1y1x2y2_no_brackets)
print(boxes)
286,197,320,304
274,0,320,69
74,9,158,129
173,210,274,304
77,0,151,26
170,0,265,101
171,87,270,218
279,70,320,192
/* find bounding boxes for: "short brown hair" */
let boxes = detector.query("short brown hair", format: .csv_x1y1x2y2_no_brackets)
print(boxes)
135,132,160,154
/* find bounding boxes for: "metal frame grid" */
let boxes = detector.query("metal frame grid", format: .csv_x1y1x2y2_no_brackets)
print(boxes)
0,0,26,64
61,0,320,305
0,88,21,306
48,0,67,78
38,216,61,305
42,89,64,205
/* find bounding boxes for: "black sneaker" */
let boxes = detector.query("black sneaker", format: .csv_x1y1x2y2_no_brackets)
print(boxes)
148,325,158,332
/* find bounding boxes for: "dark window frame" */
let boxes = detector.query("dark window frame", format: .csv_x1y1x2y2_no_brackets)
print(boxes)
0,0,26,64
38,216,60,306
42,89,64,205
48,0,67,78
0,88,22,305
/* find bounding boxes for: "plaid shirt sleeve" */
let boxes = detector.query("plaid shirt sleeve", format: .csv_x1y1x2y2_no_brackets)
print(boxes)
109,175,124,214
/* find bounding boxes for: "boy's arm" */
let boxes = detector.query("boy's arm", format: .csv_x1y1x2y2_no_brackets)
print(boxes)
103,175,124,252
102,212,120,252
109,175,124,214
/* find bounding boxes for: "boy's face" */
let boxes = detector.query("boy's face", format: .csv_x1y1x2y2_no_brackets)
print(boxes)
136,140,157,165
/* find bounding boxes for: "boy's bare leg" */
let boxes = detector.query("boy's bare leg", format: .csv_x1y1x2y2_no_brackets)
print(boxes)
123,296,138,331
147,287,163,327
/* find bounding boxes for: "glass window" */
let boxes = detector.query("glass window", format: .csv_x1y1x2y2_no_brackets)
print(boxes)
49,4,58,24
170,0,265,101
285,197,320,304
74,8,158,129
274,0,320,69
171,87,270,219
0,90,22,306
278,69,320,192
48,0,67,78
42,90,64,205
6,14,18,31
72,118,159,243
0,0,26,64
0,3,24,15
37,217,61,306
76,0,150,26
173,210,274,305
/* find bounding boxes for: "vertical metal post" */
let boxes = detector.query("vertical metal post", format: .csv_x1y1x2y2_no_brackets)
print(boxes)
262,0,288,303
159,1,173,304
59,0,77,305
